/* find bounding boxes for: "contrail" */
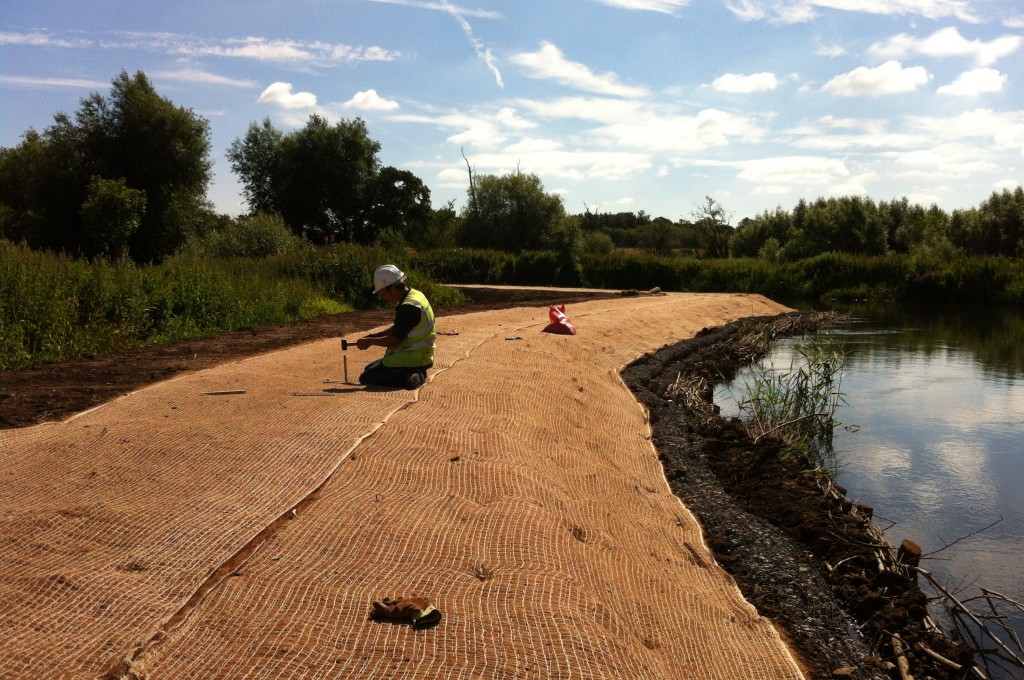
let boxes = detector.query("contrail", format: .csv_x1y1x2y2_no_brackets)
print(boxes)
367,0,503,87
440,0,504,88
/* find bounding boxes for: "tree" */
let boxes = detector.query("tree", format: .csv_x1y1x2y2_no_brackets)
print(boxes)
0,70,212,261
459,168,566,251
80,176,146,257
881,198,951,255
976,187,1024,256
185,212,306,259
364,167,432,245
636,217,679,255
79,71,212,260
730,208,792,258
228,115,385,244
691,196,733,258
226,119,283,214
409,199,459,249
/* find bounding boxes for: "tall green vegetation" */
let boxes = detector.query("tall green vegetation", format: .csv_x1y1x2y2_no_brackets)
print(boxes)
0,71,212,262
184,213,307,259
456,165,582,282
459,167,569,252
949,187,1024,257
227,116,432,246
731,190,1023,260
735,332,848,470
0,239,463,370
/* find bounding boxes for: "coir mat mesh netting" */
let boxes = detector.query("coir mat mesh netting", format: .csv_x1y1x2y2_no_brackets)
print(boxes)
0,293,802,679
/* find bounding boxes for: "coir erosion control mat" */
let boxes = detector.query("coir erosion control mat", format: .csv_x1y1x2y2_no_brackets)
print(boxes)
0,293,801,679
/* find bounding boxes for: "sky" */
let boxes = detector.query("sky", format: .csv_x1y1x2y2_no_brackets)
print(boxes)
2,0,1023,223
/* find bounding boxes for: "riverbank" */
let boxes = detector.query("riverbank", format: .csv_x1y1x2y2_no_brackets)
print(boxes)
0,296,972,678
623,312,975,679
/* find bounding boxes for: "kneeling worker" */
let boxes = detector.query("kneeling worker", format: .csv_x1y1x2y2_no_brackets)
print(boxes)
356,265,436,390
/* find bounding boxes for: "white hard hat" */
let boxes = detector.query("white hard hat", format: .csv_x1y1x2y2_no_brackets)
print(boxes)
373,264,406,293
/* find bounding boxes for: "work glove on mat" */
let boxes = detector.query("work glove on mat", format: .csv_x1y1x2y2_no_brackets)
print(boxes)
371,597,442,628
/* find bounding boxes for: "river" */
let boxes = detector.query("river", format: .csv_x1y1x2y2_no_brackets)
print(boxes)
717,303,1024,676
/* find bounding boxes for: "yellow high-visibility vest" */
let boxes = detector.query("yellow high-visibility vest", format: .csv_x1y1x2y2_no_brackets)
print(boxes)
383,288,435,368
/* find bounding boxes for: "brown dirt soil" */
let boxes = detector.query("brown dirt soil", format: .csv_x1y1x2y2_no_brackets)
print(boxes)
0,290,972,679
0,287,618,430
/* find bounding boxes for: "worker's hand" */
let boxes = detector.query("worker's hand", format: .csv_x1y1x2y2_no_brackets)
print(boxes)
356,337,372,350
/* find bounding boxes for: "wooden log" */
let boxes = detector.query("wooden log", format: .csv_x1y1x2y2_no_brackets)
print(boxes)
853,502,873,519
898,539,922,570
891,634,914,680
913,641,962,671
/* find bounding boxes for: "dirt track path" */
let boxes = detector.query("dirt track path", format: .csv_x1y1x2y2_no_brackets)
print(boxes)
0,293,801,679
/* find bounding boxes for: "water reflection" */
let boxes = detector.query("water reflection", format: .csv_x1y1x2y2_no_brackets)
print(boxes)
716,304,1024,670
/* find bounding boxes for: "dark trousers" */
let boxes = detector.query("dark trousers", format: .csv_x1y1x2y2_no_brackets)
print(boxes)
358,359,427,388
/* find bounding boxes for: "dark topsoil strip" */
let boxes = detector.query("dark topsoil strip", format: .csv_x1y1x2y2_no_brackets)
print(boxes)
622,311,975,680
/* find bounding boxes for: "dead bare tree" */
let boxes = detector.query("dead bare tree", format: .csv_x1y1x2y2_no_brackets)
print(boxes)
691,195,733,259
461,147,477,214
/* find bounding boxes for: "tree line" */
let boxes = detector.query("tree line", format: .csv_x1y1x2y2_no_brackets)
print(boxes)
1,70,1022,264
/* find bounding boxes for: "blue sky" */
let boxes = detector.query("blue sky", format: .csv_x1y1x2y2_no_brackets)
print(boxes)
2,0,1022,223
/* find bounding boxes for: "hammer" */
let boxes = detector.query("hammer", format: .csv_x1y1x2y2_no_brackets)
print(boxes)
340,339,351,383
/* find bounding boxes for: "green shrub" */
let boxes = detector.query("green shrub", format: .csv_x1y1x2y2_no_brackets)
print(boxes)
185,213,307,259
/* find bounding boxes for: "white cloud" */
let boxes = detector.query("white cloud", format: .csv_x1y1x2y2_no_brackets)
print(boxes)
258,82,317,109
342,89,399,110
506,137,564,152
515,96,644,124
725,0,978,23
869,27,1022,67
190,37,399,65
994,179,1022,191
0,74,108,89
510,42,648,97
592,108,765,152
996,125,1024,155
822,60,929,96
907,110,1024,154
0,31,91,48
734,156,850,185
937,68,1007,96
494,107,536,129
390,106,537,150
711,72,779,93
593,0,691,13
447,127,505,148
469,149,652,181
829,174,874,196
810,0,978,21
1005,16,1024,29
793,131,927,151
786,116,930,152
514,96,764,152
151,68,257,88
815,43,846,57
890,142,1000,179
365,0,502,20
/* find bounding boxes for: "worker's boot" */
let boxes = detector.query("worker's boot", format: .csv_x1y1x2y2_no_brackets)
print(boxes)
372,597,442,628
404,371,426,390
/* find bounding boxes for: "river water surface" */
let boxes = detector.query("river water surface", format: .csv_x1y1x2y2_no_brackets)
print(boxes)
717,303,1024,673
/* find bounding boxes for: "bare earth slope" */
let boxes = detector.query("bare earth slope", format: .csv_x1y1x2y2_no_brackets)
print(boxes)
0,293,803,679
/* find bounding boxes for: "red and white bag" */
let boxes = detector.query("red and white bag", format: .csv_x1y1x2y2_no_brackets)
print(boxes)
541,305,577,335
